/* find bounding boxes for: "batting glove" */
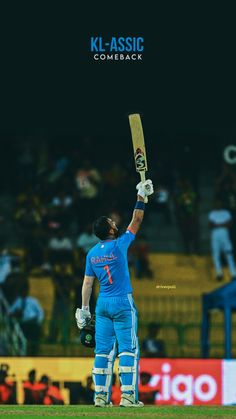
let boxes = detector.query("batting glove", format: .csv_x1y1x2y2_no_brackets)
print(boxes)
75,307,91,330
136,179,154,198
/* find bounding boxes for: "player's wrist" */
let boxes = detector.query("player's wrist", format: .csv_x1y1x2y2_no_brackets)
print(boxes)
137,194,145,202
137,188,146,199
82,305,90,311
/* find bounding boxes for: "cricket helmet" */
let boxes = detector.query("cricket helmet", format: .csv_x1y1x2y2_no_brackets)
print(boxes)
80,315,96,348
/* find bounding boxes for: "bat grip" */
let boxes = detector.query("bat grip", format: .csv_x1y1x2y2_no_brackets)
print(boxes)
140,172,148,203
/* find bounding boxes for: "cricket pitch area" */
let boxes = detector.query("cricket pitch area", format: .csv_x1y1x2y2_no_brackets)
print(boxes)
0,405,236,419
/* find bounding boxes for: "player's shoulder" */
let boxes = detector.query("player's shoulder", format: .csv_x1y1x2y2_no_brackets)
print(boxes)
124,228,135,237
117,228,135,242
209,209,220,218
221,209,232,220
87,242,100,256
221,209,231,216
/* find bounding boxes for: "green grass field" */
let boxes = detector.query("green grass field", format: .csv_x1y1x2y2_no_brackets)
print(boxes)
0,405,236,419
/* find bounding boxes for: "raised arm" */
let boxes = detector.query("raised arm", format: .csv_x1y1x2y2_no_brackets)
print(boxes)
128,179,154,235
128,195,145,235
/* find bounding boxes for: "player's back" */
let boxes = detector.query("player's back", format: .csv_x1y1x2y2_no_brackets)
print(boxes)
85,229,135,297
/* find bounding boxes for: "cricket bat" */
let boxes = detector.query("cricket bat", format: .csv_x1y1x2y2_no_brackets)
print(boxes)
128,113,148,203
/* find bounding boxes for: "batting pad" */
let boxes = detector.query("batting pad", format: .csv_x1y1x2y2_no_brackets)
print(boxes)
118,351,138,401
92,350,116,402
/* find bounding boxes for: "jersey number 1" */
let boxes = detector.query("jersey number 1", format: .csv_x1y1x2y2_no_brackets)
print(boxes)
104,265,113,284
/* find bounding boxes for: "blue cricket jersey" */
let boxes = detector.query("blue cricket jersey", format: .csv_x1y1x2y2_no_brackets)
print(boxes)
85,228,135,296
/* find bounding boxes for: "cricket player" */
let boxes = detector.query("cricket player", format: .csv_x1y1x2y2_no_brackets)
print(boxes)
75,179,154,407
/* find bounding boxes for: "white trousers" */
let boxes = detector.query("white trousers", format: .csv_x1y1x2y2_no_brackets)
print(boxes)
211,228,236,277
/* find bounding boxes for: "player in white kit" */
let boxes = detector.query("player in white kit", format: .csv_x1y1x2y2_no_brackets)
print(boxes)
208,199,236,281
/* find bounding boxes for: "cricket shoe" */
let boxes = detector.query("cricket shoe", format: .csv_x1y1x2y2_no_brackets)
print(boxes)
94,394,112,407
120,393,144,407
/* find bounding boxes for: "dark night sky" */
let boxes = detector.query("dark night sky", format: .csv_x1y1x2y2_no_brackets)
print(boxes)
1,3,236,141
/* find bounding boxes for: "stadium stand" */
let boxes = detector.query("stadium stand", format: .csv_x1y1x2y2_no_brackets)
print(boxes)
0,137,236,359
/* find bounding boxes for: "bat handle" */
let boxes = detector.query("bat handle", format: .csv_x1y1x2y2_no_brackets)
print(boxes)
140,172,148,203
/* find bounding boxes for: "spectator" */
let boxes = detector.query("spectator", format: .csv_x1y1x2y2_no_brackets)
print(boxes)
208,199,236,281
50,189,75,231
47,263,73,344
23,369,43,405
8,283,44,355
0,364,16,405
142,323,166,358
75,160,101,200
48,229,73,265
138,372,159,405
76,223,99,254
111,373,121,406
38,375,64,405
51,191,73,209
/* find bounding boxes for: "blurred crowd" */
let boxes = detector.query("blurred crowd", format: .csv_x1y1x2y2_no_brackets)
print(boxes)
1,138,207,273
0,363,160,405
0,139,156,354
9,139,155,278
0,364,64,405
0,138,236,355
1,138,235,259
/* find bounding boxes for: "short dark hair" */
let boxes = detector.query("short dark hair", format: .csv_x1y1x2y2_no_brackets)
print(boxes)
93,216,110,240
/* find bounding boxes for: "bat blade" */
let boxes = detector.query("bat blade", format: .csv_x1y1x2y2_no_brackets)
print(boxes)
128,113,148,202
128,113,148,173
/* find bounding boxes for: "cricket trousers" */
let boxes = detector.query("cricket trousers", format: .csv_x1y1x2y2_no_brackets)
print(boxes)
211,228,236,277
92,293,139,403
